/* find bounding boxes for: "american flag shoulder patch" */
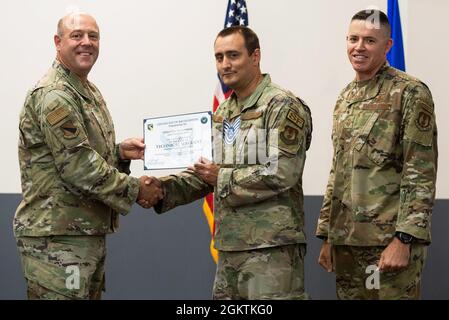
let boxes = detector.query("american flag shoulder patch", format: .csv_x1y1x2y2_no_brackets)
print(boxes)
46,106,69,126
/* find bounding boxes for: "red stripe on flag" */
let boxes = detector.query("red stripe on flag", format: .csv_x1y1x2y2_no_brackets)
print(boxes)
213,96,220,112
206,193,215,234
204,0,248,263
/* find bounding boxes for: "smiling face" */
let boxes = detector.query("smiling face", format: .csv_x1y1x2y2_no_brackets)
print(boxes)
214,32,260,94
54,14,100,81
346,19,392,81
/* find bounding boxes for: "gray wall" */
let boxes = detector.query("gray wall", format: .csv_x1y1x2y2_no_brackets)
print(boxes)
1,194,447,299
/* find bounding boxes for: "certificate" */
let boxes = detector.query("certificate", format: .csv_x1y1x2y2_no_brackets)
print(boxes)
143,111,212,170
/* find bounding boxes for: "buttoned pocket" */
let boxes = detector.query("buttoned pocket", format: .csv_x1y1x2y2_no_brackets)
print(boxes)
353,104,400,166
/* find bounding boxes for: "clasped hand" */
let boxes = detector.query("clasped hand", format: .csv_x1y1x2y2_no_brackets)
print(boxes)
137,176,163,208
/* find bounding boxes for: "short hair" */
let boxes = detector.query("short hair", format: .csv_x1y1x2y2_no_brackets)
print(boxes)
56,18,66,37
56,13,97,37
351,9,391,38
216,26,260,55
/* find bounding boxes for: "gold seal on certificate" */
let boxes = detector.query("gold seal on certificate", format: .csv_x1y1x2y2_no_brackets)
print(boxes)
144,111,212,170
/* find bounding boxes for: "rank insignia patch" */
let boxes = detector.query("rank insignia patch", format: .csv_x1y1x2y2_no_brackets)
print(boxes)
223,117,241,145
60,120,79,139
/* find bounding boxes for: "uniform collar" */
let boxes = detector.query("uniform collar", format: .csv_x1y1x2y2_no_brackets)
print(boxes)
53,60,92,101
226,74,270,120
344,62,390,103
240,73,271,112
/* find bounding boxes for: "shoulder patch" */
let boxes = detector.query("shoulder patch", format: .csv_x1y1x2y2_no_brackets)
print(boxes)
241,111,262,121
46,106,69,126
60,120,79,139
418,99,434,114
286,109,304,129
415,110,432,131
280,125,299,145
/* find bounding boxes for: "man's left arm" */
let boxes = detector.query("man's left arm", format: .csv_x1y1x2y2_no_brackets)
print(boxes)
379,84,437,272
396,83,438,242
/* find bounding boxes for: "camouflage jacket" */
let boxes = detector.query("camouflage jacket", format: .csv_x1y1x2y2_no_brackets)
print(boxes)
155,74,312,251
14,60,140,237
316,63,438,246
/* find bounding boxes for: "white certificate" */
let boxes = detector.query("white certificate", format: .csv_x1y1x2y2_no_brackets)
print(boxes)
144,111,212,170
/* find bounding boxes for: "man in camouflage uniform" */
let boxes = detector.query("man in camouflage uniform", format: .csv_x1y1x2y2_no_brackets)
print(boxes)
14,13,162,299
148,26,312,299
316,10,438,299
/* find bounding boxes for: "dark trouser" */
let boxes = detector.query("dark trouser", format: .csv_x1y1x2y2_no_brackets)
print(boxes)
16,235,106,300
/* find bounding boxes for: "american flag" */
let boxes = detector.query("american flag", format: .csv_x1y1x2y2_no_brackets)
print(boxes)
225,0,249,27
203,0,249,263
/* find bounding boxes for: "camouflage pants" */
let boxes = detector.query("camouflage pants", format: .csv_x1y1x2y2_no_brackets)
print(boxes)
16,235,106,300
213,244,308,300
332,244,427,300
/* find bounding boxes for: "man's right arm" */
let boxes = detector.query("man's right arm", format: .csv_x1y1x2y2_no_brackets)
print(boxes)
40,90,140,214
153,170,213,214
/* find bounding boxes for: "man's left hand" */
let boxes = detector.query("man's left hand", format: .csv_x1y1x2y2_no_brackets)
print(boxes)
188,157,220,186
119,137,145,160
378,237,411,272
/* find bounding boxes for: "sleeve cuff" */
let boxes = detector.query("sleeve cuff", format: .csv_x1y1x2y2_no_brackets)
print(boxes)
118,175,140,215
217,168,234,200
395,225,430,243
115,144,131,174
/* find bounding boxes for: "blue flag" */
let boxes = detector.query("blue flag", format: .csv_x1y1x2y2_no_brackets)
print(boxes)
387,0,406,71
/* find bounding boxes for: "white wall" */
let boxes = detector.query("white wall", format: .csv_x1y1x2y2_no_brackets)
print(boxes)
1,0,447,198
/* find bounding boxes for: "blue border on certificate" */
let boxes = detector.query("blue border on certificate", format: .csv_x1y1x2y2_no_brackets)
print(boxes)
143,111,213,170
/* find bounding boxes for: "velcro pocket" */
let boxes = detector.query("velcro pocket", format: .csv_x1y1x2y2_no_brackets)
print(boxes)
353,112,380,152
354,108,399,166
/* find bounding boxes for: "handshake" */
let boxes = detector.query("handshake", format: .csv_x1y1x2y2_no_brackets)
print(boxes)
133,156,220,209
136,176,163,209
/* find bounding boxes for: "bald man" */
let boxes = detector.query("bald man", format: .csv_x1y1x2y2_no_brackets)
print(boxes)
14,13,162,299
